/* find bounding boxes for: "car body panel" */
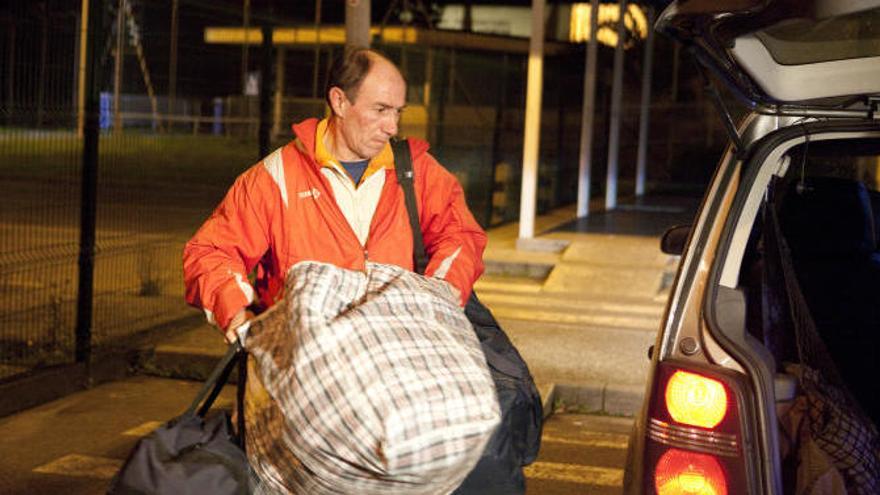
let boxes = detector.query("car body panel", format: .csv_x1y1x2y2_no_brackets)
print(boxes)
657,0,880,106
626,3,880,493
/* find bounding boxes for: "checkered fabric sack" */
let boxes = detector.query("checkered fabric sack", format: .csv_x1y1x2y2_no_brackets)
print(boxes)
243,261,501,495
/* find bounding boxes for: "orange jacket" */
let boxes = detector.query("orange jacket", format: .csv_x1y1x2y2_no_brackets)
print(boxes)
183,118,487,330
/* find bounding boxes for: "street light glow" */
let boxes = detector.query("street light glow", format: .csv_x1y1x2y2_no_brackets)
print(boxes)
570,3,648,47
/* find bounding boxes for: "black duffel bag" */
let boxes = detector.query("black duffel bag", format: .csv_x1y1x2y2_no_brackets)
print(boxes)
393,139,544,495
107,341,251,495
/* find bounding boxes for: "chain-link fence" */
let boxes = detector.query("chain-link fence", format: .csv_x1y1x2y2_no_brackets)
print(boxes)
0,0,727,382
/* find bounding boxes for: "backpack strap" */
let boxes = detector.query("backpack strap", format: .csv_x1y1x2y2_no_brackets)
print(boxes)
391,138,429,275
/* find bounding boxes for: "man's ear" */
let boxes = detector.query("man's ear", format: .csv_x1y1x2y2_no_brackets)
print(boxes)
328,86,347,117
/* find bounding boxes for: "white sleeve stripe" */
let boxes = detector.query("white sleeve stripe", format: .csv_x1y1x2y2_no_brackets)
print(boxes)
233,272,255,304
432,246,462,279
204,308,216,325
262,147,288,207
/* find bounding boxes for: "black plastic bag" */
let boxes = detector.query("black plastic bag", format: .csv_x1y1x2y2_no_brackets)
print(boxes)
392,139,544,495
108,342,250,495
452,294,543,495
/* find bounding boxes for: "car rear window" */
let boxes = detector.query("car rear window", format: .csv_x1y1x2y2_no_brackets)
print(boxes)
755,7,880,65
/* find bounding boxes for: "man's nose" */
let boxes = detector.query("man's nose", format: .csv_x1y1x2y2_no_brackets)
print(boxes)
382,113,399,137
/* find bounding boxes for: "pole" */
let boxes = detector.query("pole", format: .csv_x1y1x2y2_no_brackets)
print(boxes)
272,48,285,138
635,6,656,197
37,2,49,127
671,42,681,102
345,0,370,50
76,0,104,366
168,0,179,122
518,0,545,240
605,0,628,210
576,0,600,217
312,0,322,97
424,47,434,141
242,0,251,95
488,53,508,226
113,0,124,133
6,22,15,127
259,25,273,158
448,48,456,103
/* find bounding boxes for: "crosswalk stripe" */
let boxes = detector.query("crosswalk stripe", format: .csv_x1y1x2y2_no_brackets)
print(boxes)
122,420,163,437
525,461,623,486
489,306,658,330
478,292,663,315
541,433,628,449
33,454,122,479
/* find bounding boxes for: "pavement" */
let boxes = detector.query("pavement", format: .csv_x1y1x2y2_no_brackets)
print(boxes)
137,194,698,417
0,193,700,494
0,374,632,494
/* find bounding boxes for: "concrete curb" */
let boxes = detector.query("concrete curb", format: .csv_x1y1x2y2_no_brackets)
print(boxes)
482,259,554,279
542,381,645,418
141,345,648,419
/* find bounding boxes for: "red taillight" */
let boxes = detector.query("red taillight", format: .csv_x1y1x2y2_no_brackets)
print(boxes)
654,448,728,495
665,370,728,428
644,362,752,494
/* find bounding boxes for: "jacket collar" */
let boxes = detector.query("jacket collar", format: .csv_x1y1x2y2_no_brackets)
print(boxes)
291,117,431,172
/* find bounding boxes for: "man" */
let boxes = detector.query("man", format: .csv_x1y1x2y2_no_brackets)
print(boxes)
183,48,487,341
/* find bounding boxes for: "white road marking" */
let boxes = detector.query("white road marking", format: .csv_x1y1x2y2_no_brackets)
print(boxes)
122,420,163,437
33,454,123,479
478,292,663,316
525,461,624,487
489,306,659,331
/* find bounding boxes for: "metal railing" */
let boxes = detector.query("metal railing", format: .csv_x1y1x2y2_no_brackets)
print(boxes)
0,0,727,383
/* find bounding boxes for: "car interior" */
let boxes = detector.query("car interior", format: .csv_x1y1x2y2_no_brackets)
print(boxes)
736,137,880,489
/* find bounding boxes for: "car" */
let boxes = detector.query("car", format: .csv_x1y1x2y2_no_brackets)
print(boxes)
623,1,880,494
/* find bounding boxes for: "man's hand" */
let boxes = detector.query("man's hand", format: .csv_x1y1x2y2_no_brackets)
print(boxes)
225,308,254,344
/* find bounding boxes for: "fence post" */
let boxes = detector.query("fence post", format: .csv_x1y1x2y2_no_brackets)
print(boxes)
213,97,222,135
75,0,104,366
259,25,273,158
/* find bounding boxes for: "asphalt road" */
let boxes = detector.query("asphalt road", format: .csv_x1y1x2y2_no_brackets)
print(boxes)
0,375,632,494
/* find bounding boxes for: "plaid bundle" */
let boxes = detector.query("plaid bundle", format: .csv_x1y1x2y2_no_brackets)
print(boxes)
244,261,501,494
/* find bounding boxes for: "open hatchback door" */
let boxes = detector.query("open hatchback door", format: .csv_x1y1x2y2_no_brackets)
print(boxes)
657,0,880,113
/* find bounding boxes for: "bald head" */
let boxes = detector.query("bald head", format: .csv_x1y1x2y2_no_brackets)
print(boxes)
324,49,407,161
325,48,405,110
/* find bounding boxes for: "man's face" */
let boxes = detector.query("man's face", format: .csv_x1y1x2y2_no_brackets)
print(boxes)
330,59,406,161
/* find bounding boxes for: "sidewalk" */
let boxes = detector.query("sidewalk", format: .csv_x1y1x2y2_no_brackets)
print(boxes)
0,194,699,494
140,194,697,417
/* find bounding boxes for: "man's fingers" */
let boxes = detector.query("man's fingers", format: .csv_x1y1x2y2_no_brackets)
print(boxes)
224,309,255,344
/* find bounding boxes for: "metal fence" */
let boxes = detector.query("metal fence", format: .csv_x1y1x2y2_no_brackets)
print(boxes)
0,0,729,382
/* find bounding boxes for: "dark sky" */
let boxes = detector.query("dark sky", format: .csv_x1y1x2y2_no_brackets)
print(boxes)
2,0,670,101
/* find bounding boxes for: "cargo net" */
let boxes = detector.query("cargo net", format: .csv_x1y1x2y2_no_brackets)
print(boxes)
768,203,880,494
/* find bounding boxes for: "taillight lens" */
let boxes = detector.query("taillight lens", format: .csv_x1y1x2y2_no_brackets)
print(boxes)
643,361,752,494
654,448,728,495
665,370,728,428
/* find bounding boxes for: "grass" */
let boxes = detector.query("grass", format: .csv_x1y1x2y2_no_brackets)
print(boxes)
0,129,264,188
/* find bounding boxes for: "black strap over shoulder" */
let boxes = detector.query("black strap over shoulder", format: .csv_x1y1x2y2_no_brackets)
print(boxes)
391,138,429,275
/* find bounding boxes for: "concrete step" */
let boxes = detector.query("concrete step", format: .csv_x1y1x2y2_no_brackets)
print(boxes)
474,276,544,294
137,323,226,382
501,317,654,396
542,262,669,302
558,234,670,268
